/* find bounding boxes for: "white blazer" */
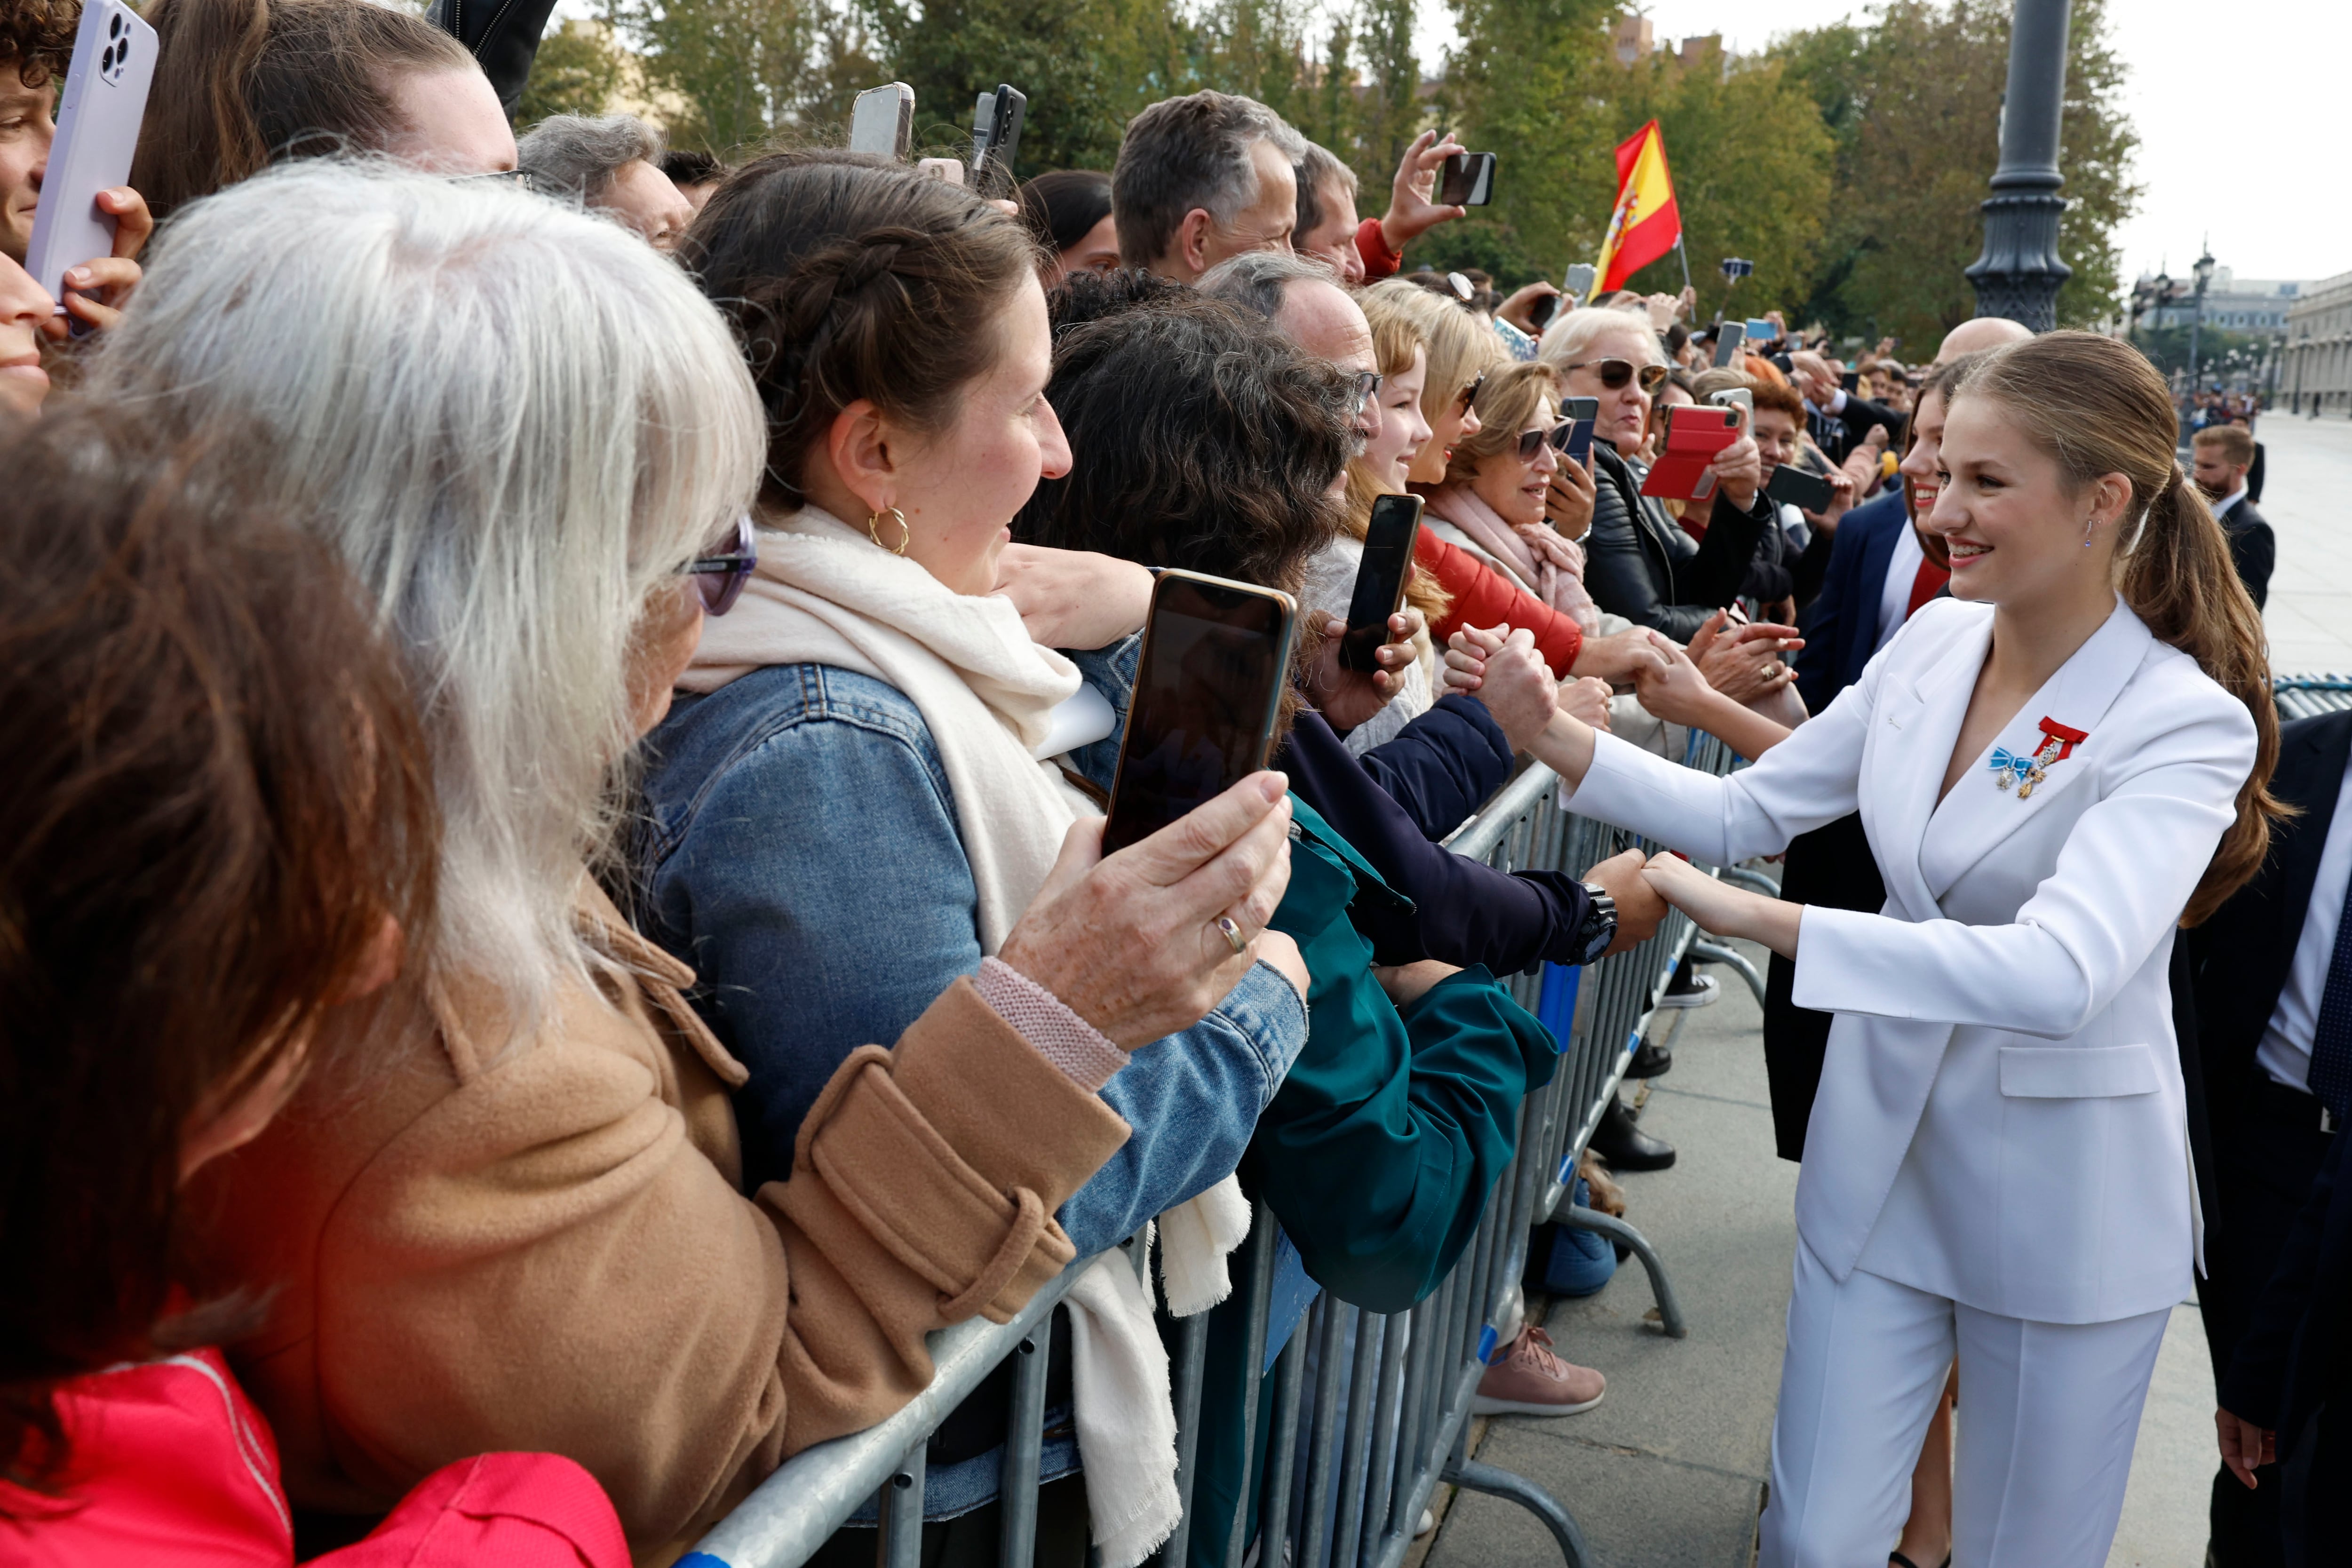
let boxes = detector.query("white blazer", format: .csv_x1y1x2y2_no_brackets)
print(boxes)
1566,597,2256,1324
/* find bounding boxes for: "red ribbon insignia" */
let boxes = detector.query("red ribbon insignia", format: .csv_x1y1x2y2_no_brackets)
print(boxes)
2036,716,2089,763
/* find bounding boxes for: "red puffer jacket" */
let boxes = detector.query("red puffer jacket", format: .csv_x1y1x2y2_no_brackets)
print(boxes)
1413,531,1586,678
0,1347,627,1568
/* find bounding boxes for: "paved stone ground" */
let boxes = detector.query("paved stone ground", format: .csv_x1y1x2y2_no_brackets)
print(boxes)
2251,412,2352,677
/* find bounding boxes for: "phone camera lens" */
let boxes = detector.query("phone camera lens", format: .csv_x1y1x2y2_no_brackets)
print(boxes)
99,41,116,71
109,13,122,34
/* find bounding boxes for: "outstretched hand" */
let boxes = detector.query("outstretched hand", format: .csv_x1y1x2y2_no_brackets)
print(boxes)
1639,851,1801,958
1309,609,1424,732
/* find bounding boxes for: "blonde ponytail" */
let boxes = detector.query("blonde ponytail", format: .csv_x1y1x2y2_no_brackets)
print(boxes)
1954,331,2284,925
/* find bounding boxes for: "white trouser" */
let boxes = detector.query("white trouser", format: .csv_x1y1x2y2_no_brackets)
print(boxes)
1760,1236,2170,1568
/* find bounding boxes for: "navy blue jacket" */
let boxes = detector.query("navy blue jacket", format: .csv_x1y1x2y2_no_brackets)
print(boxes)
1793,489,1909,714
1278,705,1597,975
1350,692,1513,842
2221,1127,2350,1468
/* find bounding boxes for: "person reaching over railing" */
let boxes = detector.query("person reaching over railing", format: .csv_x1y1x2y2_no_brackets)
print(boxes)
72,160,1292,1564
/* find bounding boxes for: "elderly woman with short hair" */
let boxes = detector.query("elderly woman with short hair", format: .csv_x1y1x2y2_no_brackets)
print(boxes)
75,159,1292,1559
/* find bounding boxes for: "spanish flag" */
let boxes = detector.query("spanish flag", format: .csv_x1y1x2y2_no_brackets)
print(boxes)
1594,120,1681,294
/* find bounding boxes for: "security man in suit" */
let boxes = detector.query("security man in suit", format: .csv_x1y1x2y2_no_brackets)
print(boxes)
2194,424,2276,610
2184,705,2352,1566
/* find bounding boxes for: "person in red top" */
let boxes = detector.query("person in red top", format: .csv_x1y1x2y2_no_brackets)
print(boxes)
0,413,626,1568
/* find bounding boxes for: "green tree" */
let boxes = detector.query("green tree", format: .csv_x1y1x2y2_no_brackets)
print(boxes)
1603,49,1836,318
601,0,820,152
1435,0,1617,285
1774,0,2139,349
515,20,627,128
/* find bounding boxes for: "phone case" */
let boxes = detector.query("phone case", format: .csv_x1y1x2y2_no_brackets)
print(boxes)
848,83,914,159
24,0,156,300
1638,406,1740,503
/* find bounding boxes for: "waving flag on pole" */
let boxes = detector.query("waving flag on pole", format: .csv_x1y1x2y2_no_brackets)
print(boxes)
1593,120,1681,293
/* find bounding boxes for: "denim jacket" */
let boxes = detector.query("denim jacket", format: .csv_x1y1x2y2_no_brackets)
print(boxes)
636,655,1308,1520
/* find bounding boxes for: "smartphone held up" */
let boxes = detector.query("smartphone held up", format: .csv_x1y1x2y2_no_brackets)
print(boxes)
1339,494,1424,675
24,0,155,305
1101,572,1298,857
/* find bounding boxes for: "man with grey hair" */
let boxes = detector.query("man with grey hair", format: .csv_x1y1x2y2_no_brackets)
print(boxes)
517,112,694,252
1200,249,1380,455
1111,90,1303,284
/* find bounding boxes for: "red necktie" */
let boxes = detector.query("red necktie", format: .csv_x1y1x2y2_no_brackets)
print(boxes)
1905,556,1949,621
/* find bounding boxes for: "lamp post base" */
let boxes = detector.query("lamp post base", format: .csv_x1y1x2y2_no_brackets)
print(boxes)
1964,192,2072,332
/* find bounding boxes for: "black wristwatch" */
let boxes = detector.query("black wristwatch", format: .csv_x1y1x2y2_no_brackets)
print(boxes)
1571,882,1619,965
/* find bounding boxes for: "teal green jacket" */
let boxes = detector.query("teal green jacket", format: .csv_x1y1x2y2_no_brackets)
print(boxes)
1177,797,1561,1567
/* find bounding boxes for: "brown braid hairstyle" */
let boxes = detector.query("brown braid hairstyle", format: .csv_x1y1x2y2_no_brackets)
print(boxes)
1947,330,2284,925
678,150,1042,514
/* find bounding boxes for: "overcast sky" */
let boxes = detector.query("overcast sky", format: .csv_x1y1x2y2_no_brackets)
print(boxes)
1413,0,2352,288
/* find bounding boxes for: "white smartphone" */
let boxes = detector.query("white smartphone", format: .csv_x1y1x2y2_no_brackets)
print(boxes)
24,0,157,305
848,83,914,160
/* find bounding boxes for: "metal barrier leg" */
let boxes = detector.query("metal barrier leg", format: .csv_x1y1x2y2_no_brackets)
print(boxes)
1686,937,1766,1006
1439,1457,1590,1568
1162,1309,1213,1568
1718,864,1782,897
1550,1206,1688,1339
995,1312,1052,1568
876,1444,925,1568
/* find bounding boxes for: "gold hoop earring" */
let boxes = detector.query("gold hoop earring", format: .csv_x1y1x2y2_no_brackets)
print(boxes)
866,506,910,556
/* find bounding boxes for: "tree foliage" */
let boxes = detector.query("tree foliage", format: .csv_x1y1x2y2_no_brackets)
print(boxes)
1772,0,2139,350
515,21,627,127
574,0,2137,338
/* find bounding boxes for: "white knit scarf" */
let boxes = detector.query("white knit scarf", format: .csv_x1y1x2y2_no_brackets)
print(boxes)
679,505,1236,1563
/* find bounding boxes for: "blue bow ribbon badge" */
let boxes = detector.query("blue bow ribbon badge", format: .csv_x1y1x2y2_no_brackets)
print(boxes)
1987,747,2035,791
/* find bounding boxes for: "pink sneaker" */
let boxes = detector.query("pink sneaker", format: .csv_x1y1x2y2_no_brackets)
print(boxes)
1470,1327,1605,1417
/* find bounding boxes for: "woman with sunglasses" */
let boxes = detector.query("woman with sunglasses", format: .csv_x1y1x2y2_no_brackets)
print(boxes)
1539,307,1778,644
78,162,1294,1562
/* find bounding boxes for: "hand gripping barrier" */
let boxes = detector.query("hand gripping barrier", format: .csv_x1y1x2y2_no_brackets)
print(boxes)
687,733,1751,1568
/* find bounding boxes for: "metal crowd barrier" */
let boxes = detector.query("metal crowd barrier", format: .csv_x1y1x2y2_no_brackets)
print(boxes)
687,734,1752,1568
2274,674,2352,721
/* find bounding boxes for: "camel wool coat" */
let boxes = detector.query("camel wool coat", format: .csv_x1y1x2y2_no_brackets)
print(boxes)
181,885,1130,1564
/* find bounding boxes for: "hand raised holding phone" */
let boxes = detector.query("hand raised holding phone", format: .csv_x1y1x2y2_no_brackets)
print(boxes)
999,772,1300,1045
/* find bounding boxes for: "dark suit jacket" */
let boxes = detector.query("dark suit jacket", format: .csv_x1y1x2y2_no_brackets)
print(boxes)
1582,445,1772,642
2186,709,2352,1145
2248,440,2267,505
428,0,559,114
1807,392,1906,464
1792,489,1910,715
2220,1126,2349,1480
2222,497,2277,610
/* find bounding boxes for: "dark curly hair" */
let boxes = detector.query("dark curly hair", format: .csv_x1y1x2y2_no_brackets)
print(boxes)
680,149,1042,514
1015,289,1351,596
4,0,77,87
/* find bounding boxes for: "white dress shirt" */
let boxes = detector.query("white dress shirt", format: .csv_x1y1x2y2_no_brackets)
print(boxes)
1875,522,1926,652
2257,754,2352,1091
2211,485,2248,520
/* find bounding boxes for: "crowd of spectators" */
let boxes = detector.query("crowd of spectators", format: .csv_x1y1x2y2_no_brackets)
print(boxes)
0,2,2342,1565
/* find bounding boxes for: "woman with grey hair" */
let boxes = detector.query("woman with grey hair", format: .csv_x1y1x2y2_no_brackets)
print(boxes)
518,111,694,249
72,159,1294,1559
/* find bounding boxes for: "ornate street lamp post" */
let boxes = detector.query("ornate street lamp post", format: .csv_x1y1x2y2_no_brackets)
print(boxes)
1965,0,2073,328
2187,247,2216,392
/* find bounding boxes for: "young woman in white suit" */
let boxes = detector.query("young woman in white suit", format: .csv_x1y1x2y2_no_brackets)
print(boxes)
1521,332,2284,1567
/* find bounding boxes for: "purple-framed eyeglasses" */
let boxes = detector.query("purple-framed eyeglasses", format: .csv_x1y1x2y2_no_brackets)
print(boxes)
683,516,757,616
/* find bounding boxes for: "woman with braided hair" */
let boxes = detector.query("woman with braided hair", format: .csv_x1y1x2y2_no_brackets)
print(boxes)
640,151,1314,1561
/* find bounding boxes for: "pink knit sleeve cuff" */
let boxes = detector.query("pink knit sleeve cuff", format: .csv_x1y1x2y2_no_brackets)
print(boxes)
974,958,1130,1092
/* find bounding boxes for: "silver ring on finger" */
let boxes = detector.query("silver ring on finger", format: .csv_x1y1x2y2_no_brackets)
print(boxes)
1213,915,1248,957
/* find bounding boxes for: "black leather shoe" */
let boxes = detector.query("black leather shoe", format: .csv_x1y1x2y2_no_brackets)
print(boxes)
1623,1038,1674,1080
1589,1094,1675,1171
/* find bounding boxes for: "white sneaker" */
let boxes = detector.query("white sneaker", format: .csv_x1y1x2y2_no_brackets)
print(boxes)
1654,971,1719,1010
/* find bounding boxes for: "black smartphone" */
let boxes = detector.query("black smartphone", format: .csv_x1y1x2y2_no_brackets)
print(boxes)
1547,394,1599,466
1101,571,1297,856
1712,320,1746,367
1338,494,1424,675
1841,369,1861,393
1767,463,1836,513
1437,151,1495,207
1526,292,1560,331
971,83,1025,193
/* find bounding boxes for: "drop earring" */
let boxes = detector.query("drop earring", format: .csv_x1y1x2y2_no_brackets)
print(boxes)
2082,514,2096,548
